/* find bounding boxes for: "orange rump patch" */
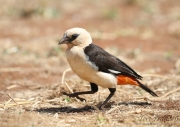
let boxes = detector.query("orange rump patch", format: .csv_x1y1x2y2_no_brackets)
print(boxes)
117,75,139,86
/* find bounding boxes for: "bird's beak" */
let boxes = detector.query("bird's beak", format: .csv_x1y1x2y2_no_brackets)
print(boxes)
58,36,69,45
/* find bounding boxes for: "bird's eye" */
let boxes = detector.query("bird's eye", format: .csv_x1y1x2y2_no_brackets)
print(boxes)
72,34,80,40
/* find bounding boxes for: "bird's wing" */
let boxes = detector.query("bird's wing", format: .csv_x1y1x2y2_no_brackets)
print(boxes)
84,44,142,80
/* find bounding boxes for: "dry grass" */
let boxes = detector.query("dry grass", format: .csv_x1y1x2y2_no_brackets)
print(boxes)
1,67,180,126
1,0,180,126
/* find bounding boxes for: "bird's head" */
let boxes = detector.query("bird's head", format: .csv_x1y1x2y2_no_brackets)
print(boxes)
58,27,92,48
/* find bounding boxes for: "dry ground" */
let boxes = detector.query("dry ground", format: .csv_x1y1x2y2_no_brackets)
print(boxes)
0,0,180,127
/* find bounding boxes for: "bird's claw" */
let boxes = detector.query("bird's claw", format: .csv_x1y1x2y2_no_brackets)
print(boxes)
62,92,70,96
62,92,86,102
76,96,86,102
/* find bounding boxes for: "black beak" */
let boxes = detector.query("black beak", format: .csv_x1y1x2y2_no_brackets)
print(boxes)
58,33,80,45
58,36,69,45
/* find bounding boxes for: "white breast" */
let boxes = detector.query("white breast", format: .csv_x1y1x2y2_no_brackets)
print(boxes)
66,46,117,88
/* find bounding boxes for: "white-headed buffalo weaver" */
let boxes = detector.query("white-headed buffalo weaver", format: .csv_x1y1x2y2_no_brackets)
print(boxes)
58,27,158,109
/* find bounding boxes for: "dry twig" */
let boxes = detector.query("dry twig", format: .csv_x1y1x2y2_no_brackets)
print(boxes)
61,68,80,102
61,68,71,84
135,87,180,101
142,74,168,79
6,93,18,106
61,68,74,94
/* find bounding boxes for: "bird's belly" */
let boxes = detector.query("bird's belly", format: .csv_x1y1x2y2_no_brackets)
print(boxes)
66,48,117,88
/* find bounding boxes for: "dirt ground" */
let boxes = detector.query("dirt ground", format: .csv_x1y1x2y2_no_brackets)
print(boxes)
0,0,180,127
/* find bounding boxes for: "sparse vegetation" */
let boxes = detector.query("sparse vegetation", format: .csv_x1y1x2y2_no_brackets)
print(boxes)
0,0,180,127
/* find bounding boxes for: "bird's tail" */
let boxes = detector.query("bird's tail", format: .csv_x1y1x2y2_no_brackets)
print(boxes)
137,80,158,97
116,75,158,97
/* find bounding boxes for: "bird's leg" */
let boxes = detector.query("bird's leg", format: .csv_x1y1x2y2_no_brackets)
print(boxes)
63,83,98,102
99,88,116,109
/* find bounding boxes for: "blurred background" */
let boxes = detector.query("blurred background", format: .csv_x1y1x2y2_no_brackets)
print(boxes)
0,0,180,103
0,1,180,126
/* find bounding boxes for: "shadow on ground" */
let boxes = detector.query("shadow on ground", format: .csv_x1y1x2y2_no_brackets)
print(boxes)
118,101,152,106
34,101,151,113
35,105,95,113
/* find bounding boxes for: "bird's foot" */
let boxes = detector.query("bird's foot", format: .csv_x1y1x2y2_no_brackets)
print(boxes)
98,104,104,110
62,92,86,102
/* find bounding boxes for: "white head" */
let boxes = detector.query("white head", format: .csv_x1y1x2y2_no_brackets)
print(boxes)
58,27,92,48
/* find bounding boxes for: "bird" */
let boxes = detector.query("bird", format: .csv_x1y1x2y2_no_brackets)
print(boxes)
58,27,158,109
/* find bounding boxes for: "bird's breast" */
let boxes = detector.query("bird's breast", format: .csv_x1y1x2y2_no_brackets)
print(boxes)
66,47,98,78
65,46,117,88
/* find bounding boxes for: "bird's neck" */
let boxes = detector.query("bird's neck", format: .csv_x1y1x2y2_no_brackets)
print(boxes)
67,43,74,50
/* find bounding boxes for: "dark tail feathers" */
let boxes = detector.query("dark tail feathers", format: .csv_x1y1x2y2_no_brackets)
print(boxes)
137,80,158,97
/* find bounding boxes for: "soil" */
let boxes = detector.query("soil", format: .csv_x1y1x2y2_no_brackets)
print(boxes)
0,0,180,127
